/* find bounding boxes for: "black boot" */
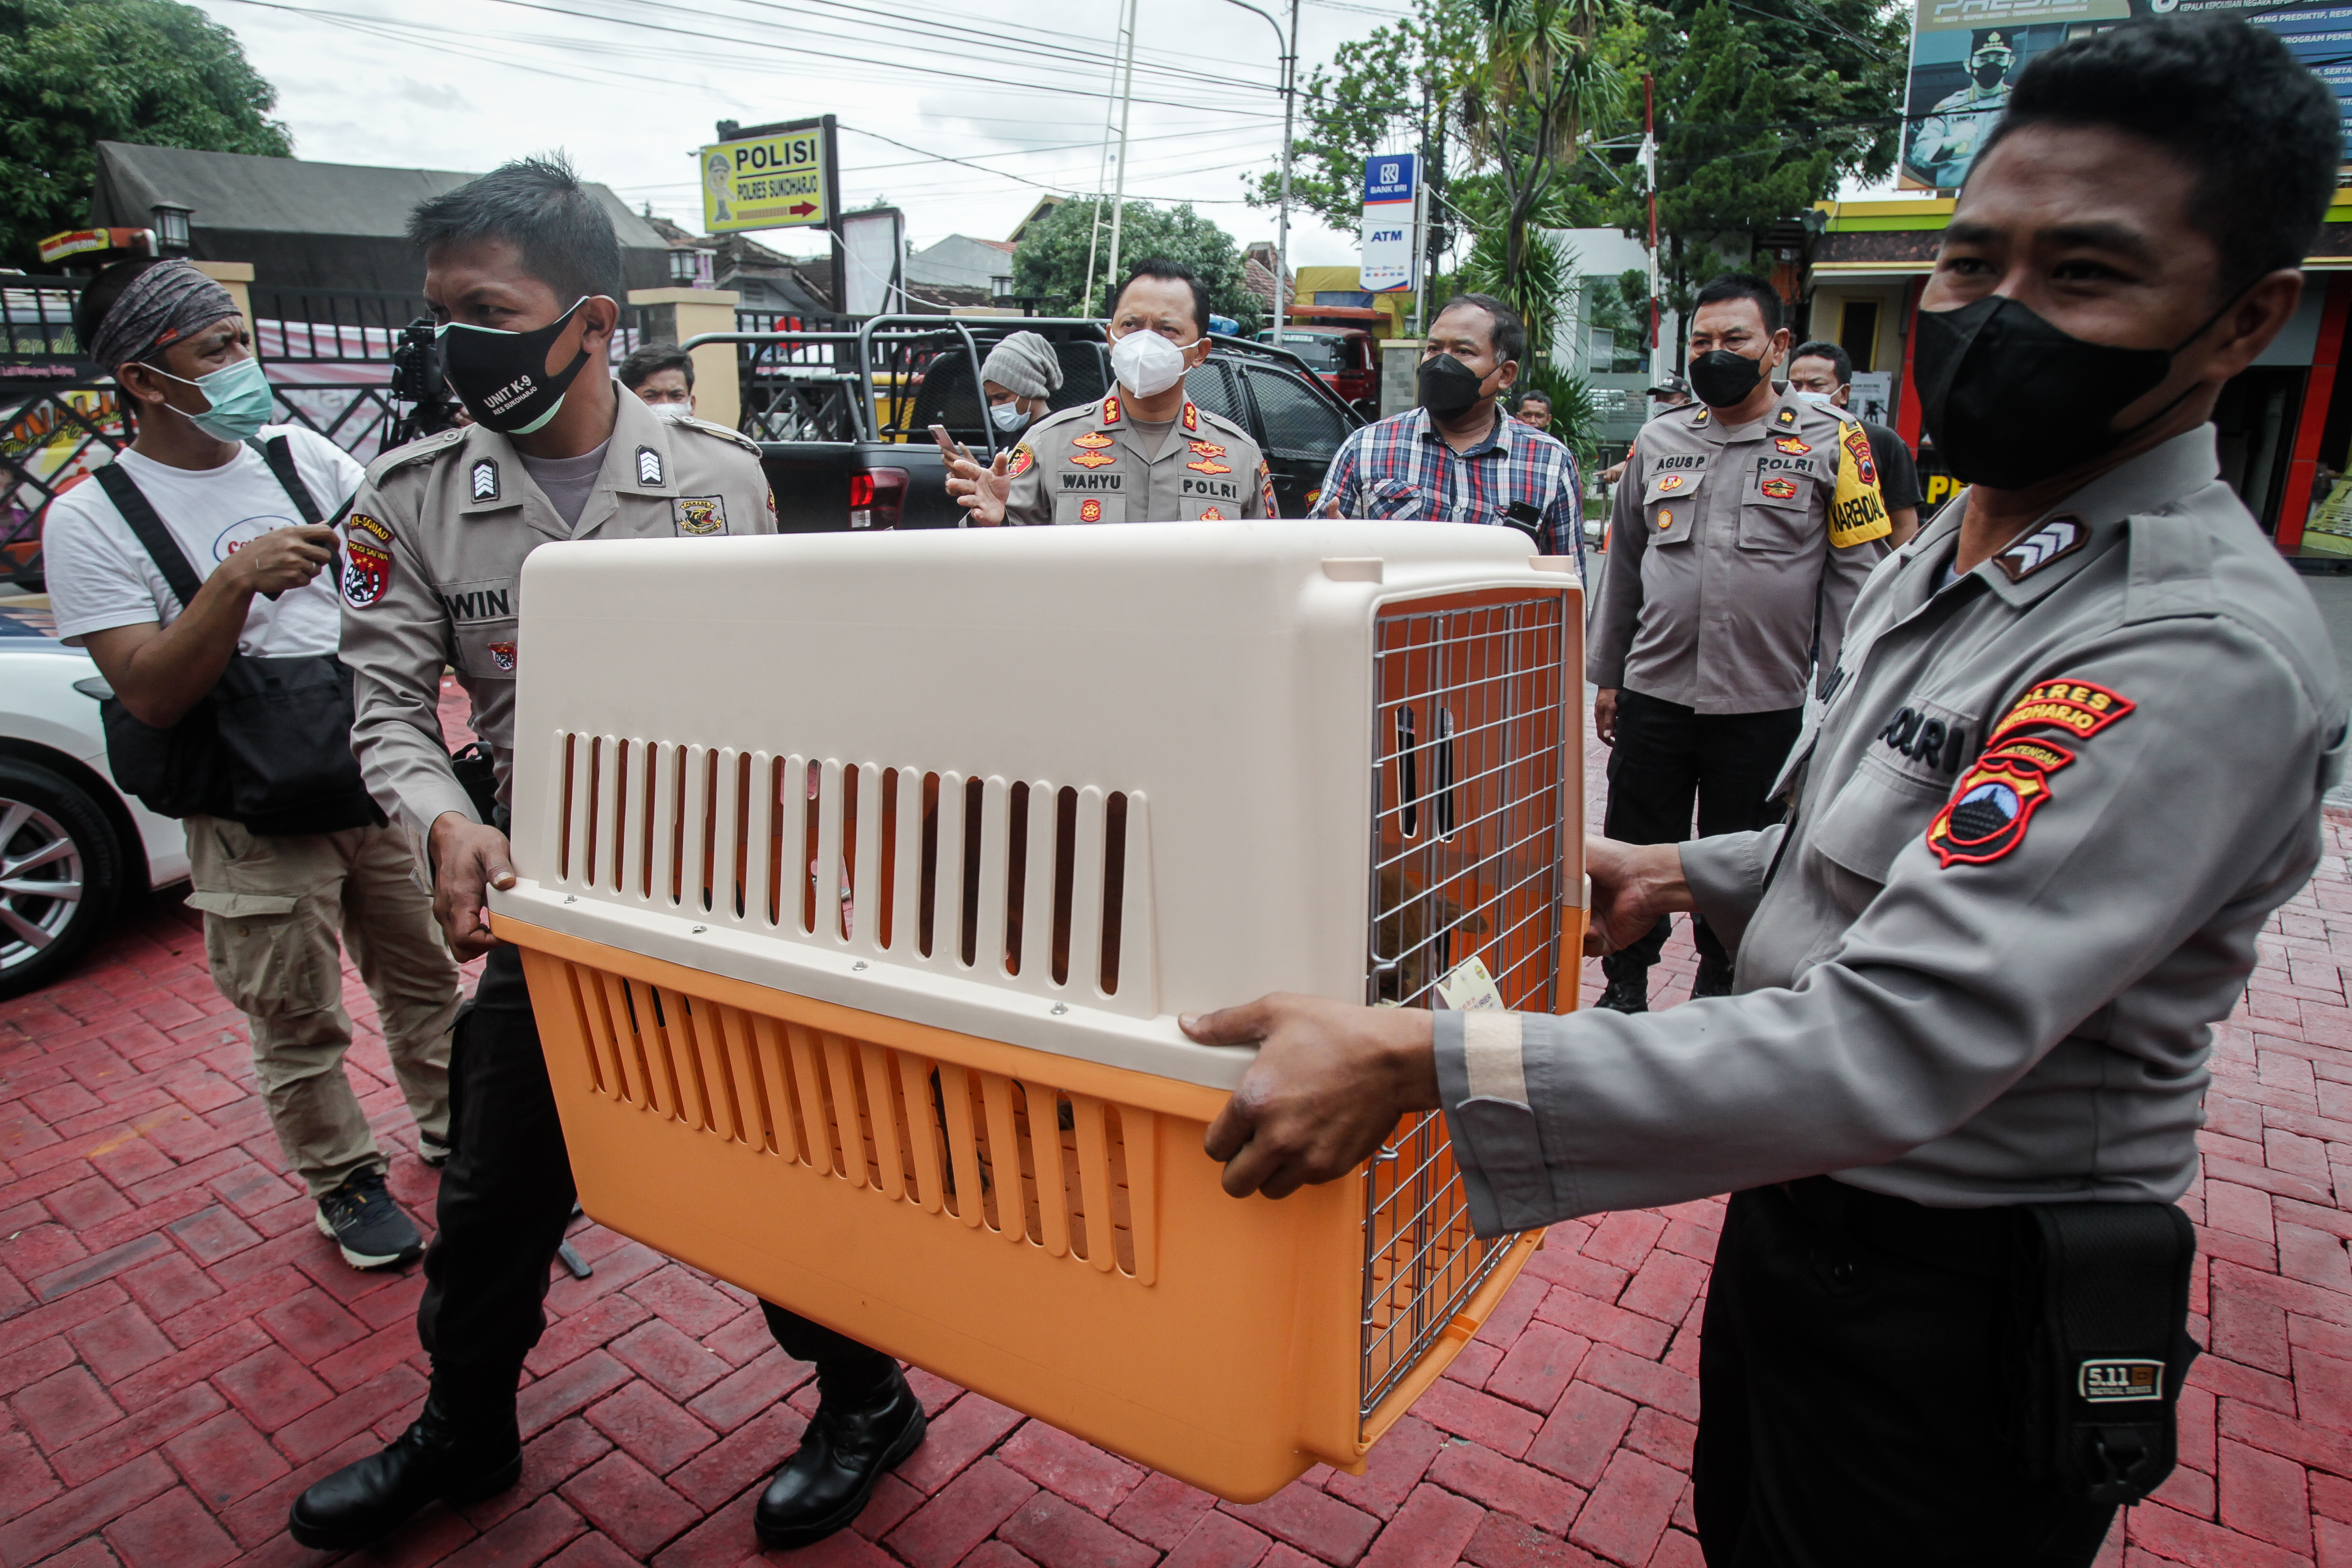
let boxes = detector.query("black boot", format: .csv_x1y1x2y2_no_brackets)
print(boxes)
1691,956,1735,998
287,1384,522,1550
1596,969,1649,1013
755,1368,927,1550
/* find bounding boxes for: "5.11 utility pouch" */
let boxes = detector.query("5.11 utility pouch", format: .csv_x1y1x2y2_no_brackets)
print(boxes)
2009,1202,2201,1505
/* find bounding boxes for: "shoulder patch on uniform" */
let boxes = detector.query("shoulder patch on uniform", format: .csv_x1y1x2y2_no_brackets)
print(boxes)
1986,679,2134,750
635,445,663,486
672,495,727,535
1926,742,2070,867
1259,459,1278,518
469,458,501,504
365,425,465,483
341,513,394,609
1007,442,1035,477
1994,515,2086,582
1828,426,1892,549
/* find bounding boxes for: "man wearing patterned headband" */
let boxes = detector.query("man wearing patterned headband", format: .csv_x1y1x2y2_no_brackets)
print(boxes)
43,257,459,1272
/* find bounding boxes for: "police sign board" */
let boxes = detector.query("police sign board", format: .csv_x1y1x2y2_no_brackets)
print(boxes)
1360,153,1419,294
701,115,838,234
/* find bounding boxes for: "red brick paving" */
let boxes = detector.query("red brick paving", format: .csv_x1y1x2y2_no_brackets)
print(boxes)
6,708,2352,1565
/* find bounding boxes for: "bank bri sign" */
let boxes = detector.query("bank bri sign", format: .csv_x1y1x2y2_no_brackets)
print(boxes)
1360,154,1419,294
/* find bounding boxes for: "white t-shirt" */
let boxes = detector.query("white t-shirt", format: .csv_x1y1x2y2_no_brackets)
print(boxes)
44,426,363,657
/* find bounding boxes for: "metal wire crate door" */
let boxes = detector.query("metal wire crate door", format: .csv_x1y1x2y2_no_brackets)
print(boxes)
1361,590,1573,1419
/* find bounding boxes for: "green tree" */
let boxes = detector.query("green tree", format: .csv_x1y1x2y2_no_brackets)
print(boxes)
1011,198,1262,329
0,0,291,269
1616,0,1905,314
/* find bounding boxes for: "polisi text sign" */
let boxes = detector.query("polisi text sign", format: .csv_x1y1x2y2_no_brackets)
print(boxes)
701,116,836,234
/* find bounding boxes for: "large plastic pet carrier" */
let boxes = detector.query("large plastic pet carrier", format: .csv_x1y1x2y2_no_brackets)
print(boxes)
488,521,1584,1501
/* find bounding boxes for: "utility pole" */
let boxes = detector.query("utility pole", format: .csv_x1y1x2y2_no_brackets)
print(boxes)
1081,6,1125,317
1275,0,1298,345
1222,0,1295,341
1105,0,1140,305
1642,73,1663,384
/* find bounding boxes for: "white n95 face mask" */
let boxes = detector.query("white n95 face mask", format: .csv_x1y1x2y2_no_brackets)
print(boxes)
1109,329,1192,398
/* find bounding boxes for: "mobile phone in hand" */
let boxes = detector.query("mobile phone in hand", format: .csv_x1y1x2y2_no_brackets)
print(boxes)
929,423,973,466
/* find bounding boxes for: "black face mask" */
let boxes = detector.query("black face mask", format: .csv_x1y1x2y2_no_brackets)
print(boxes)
1418,352,1489,419
1915,294,2217,490
1688,348,1765,409
439,297,594,435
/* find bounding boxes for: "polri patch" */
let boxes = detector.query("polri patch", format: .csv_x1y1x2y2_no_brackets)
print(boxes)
1007,443,1036,477
342,514,394,609
1259,460,1277,518
672,495,727,535
1995,516,2086,582
1078,499,1103,522
1987,678,2134,749
1926,745,2063,867
469,459,499,503
636,446,663,486
487,641,517,673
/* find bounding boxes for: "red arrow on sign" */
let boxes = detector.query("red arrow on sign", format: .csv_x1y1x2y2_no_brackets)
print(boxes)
788,201,817,216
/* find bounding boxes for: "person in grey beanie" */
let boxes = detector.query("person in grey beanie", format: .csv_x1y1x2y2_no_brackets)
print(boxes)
979,329,1061,436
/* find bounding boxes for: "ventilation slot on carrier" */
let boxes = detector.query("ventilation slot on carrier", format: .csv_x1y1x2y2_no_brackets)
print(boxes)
547,734,1149,1006
548,958,1156,1281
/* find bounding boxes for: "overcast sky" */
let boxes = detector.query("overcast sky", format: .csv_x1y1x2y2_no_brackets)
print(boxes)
190,0,1422,269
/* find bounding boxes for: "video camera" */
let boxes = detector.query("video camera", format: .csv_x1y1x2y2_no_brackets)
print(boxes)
389,317,465,446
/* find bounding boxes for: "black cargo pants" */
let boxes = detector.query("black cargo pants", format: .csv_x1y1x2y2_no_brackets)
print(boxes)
1693,1180,2118,1566
415,944,895,1407
1601,688,1803,985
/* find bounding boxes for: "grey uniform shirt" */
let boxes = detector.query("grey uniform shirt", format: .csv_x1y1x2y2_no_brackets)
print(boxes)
1435,425,2347,1234
1590,389,1892,713
339,384,777,868
1001,388,1274,525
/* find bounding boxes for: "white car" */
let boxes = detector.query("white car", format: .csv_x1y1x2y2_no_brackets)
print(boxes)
0,618,187,998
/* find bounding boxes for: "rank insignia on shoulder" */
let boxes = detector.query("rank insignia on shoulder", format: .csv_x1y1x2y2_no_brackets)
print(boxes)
1692,408,1711,427
1987,678,2134,748
1773,436,1812,455
1069,450,1115,469
1007,443,1036,477
672,495,727,535
1926,742,2071,867
1100,394,1122,425
636,446,663,486
1994,515,2086,582
469,459,500,503
1073,432,1114,450
1186,456,1232,475
1181,402,1200,432
1776,407,1797,426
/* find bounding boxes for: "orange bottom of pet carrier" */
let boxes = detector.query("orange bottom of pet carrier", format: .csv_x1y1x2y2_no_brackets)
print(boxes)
499,915,1543,1502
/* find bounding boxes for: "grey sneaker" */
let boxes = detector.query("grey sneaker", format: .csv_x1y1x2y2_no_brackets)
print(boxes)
316,1170,424,1269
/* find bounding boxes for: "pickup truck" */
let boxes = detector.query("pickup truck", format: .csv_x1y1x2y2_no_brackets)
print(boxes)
690,316,1365,532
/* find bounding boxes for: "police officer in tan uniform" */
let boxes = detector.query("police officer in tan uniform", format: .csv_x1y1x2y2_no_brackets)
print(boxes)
951,258,1276,524
1588,273,1891,1011
294,158,926,1557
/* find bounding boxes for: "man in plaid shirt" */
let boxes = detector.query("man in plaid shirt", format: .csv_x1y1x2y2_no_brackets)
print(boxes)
1318,293,1585,579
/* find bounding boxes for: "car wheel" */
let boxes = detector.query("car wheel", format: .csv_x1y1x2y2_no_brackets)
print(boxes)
0,757,126,1000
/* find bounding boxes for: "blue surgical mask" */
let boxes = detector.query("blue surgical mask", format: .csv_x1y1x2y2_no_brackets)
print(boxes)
145,356,275,443
989,401,1028,433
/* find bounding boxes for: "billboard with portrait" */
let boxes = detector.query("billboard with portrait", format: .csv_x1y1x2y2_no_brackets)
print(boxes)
1900,0,2352,191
